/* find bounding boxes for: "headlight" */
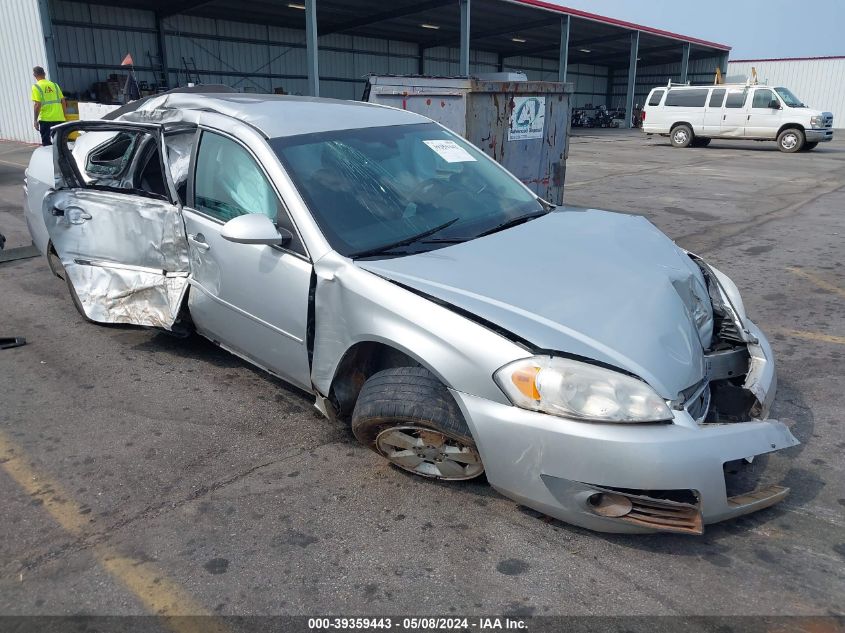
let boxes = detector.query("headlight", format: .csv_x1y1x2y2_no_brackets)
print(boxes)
494,356,673,423
810,115,825,128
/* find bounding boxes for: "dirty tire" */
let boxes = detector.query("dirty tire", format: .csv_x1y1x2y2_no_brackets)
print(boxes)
801,141,818,151
670,124,694,148
46,242,65,280
352,367,484,480
65,274,96,323
692,137,711,148
777,127,804,153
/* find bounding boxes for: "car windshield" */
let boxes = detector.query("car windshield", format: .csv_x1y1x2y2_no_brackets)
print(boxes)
775,87,805,108
270,123,545,257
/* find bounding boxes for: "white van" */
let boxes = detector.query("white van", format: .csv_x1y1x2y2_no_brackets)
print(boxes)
642,83,834,152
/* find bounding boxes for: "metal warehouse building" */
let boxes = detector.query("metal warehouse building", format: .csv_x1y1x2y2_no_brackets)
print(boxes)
728,56,845,122
1,0,731,143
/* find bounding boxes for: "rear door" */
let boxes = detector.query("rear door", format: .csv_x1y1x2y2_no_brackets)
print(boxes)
702,88,725,136
44,120,190,329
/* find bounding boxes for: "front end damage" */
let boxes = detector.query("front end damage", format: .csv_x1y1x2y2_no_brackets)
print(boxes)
449,261,797,535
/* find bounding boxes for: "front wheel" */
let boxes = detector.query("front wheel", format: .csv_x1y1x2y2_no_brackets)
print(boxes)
670,124,694,148
351,367,484,480
777,128,805,153
802,141,819,151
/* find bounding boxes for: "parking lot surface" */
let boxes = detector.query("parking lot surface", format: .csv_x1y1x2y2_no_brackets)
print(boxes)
1,132,843,618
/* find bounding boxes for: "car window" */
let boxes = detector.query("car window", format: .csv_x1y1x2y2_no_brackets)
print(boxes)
708,89,725,108
664,89,708,107
725,89,748,109
648,90,664,106
270,122,544,257
194,132,282,223
69,128,169,200
752,88,775,108
84,132,137,178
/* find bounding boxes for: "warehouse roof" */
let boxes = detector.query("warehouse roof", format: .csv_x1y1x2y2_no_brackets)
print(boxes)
80,0,730,69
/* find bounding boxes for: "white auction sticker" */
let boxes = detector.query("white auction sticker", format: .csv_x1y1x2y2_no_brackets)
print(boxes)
509,96,546,141
422,140,477,163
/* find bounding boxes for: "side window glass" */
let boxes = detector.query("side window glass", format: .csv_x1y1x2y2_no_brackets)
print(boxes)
708,89,725,108
84,132,137,178
648,90,664,106
70,129,168,199
195,132,282,222
752,89,774,108
725,89,748,109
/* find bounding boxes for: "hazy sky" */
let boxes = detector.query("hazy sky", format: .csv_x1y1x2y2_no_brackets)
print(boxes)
549,0,845,59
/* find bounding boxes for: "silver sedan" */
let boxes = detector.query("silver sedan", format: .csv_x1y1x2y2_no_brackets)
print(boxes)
24,92,798,534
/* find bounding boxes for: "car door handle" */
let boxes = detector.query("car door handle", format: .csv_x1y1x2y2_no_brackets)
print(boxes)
57,206,92,224
188,233,210,251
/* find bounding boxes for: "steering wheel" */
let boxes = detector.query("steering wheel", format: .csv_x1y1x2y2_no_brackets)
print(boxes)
407,178,450,201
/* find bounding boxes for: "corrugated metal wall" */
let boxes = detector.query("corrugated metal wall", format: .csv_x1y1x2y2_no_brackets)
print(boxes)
0,0,49,143
610,56,724,109
2,0,728,138
44,0,613,105
728,58,844,124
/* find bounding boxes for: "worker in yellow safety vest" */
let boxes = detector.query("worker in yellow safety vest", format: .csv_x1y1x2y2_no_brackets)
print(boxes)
31,66,66,146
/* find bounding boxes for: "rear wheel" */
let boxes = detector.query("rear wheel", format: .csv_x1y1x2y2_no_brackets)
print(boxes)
802,141,818,151
777,128,805,153
670,124,694,148
352,367,484,481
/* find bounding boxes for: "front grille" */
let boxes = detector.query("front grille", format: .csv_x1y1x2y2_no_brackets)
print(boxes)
588,487,704,535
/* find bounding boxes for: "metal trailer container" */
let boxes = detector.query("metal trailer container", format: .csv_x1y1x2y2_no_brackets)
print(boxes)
364,75,573,205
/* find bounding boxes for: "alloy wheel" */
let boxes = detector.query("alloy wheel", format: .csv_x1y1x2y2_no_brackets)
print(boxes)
375,425,483,480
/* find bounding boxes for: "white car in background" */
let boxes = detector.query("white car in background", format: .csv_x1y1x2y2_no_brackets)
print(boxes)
643,83,834,152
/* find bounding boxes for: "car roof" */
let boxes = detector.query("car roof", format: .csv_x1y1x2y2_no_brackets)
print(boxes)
135,92,429,138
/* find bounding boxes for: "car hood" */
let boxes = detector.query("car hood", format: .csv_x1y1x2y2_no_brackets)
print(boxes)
359,208,713,400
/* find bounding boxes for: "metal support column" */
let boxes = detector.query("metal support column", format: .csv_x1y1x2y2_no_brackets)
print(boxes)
36,0,59,82
624,31,639,128
459,0,470,76
305,0,319,96
680,42,690,83
720,52,729,79
558,15,569,83
155,13,170,88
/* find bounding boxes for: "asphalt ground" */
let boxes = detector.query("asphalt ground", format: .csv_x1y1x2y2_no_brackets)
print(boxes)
0,131,843,623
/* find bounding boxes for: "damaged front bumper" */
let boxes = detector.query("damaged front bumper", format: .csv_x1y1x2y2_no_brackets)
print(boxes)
451,319,798,534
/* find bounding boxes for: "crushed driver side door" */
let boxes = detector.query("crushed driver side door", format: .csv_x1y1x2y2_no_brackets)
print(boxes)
44,121,191,329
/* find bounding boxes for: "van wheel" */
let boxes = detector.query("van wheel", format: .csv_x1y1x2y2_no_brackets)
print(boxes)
692,137,711,148
777,128,804,153
351,367,484,481
670,124,694,148
802,142,818,151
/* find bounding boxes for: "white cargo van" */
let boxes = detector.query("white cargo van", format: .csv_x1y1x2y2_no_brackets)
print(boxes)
642,83,834,152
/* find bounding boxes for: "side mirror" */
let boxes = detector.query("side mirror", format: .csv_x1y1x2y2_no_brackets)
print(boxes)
769,99,781,109
221,214,292,246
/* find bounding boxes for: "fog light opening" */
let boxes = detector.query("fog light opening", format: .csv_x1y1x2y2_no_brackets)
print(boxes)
588,492,633,518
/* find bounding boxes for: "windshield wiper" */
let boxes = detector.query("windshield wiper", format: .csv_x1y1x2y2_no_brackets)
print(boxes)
475,209,550,238
426,200,555,244
351,217,459,259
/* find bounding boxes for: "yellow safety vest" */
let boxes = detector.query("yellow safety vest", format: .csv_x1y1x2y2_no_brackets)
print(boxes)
32,79,65,122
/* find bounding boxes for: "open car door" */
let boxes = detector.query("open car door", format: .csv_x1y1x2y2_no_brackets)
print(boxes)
44,120,191,330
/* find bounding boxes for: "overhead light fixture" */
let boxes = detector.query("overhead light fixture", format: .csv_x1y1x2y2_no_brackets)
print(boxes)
579,48,591,53
511,37,527,43
287,2,306,8
420,23,440,29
